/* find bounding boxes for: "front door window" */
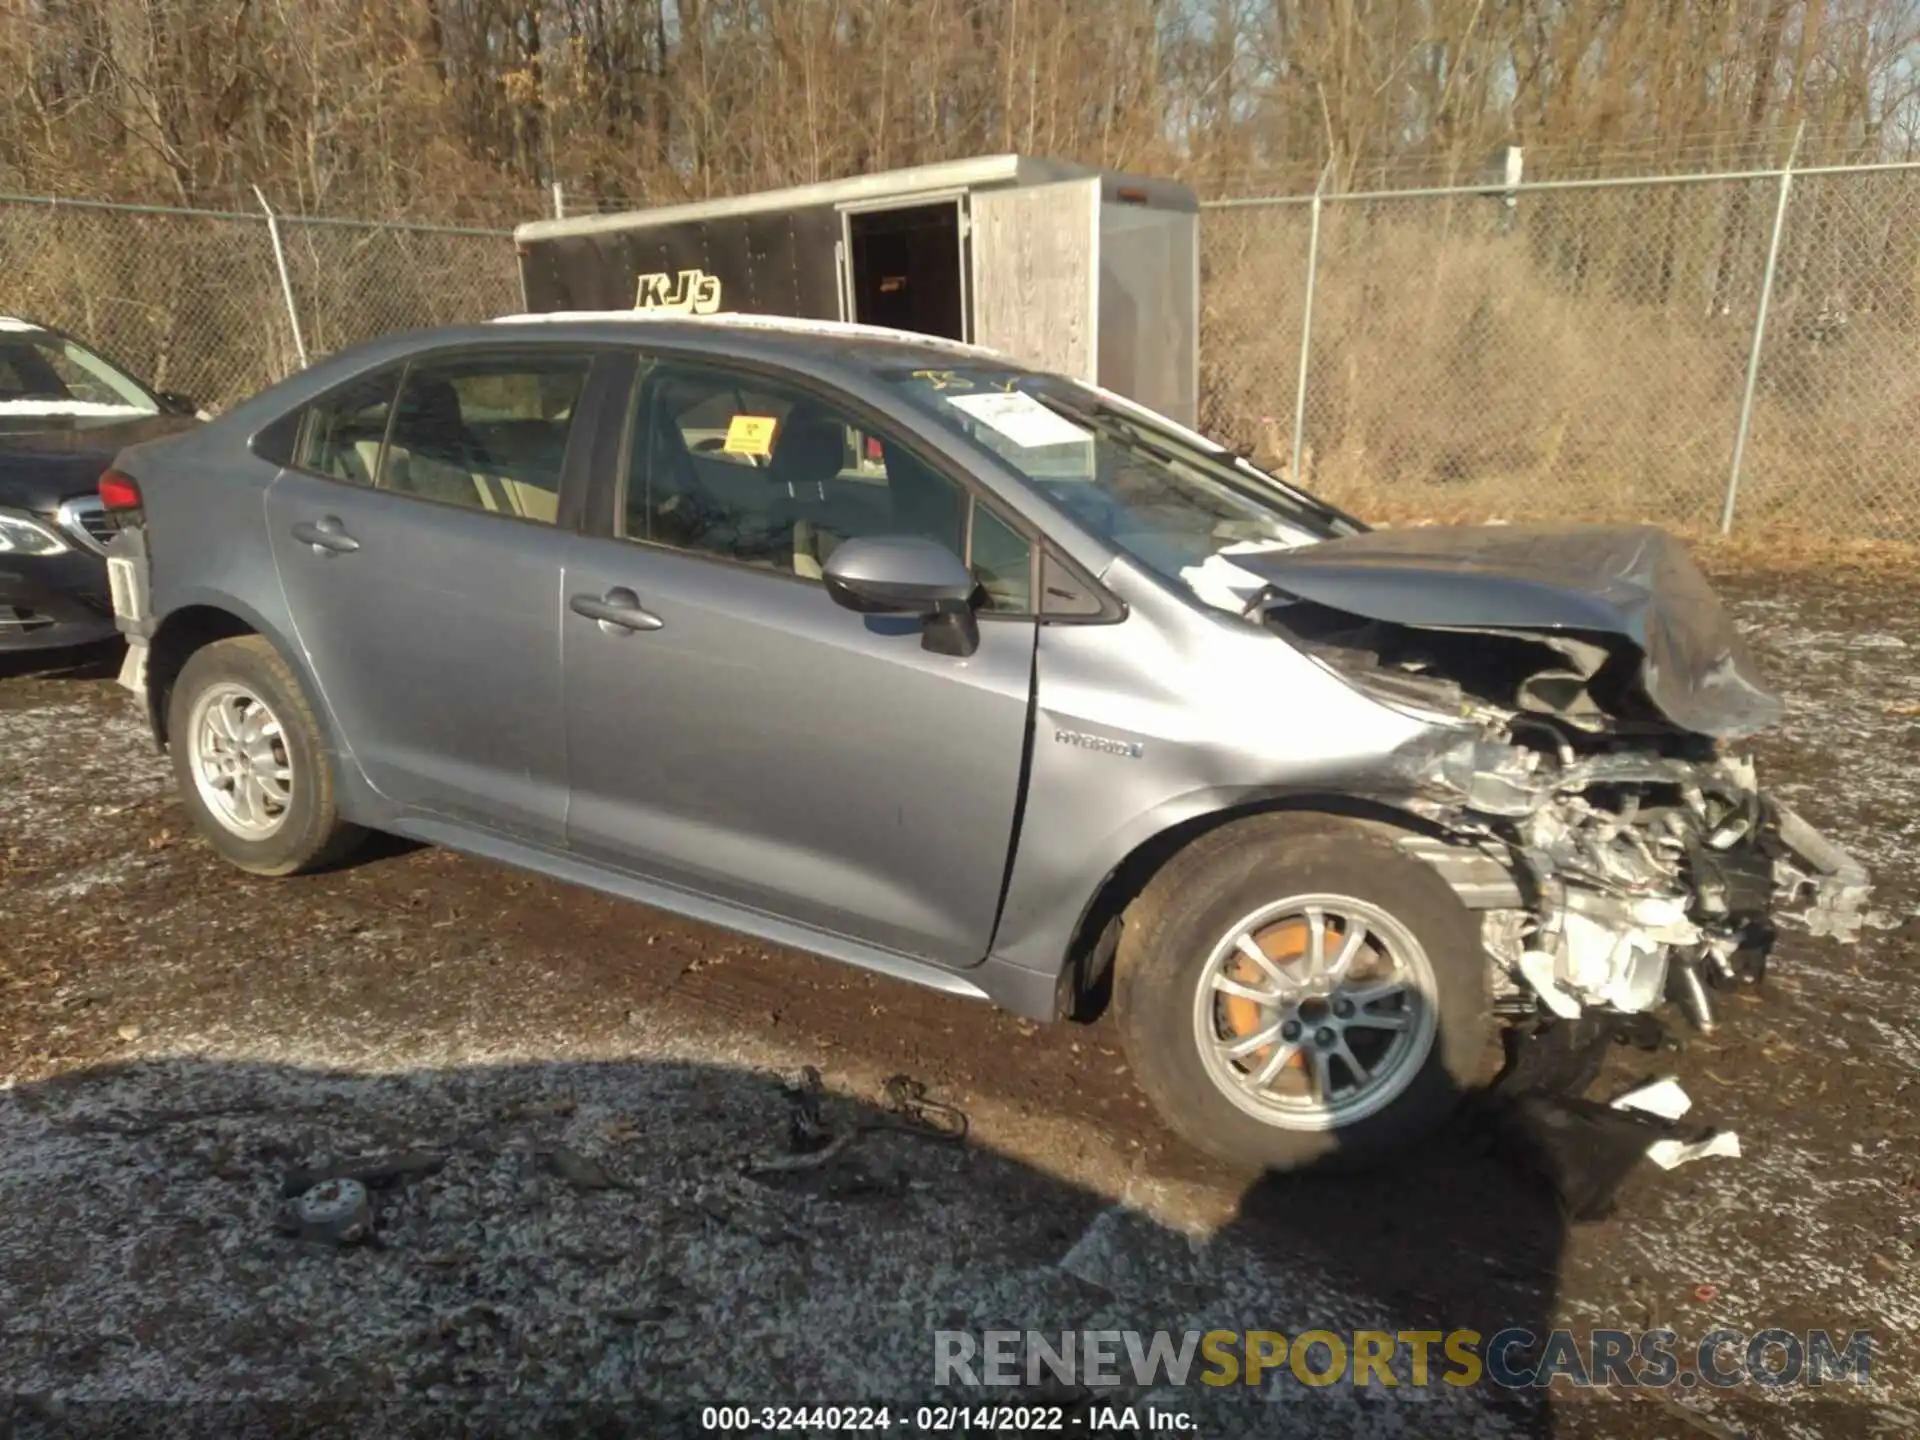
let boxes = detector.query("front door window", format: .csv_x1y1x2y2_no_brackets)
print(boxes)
621,361,1032,611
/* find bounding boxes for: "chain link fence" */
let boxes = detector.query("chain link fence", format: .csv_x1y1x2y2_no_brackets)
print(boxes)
0,196,518,413
6,166,1920,540
1201,161,1920,540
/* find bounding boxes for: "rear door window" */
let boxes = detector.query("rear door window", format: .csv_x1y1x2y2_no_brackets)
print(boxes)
378,353,591,523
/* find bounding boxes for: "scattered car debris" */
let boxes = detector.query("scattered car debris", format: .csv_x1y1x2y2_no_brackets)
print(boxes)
745,1067,969,1175
745,1130,858,1175
879,1073,969,1141
1647,1131,1743,1171
1486,1033,1740,1214
1494,1094,1678,1221
540,1143,620,1191
1485,1018,1613,1104
278,1177,373,1244
782,1064,834,1154
1610,1076,1693,1121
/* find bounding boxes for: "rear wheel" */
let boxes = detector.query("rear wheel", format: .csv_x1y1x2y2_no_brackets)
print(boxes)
1114,812,1489,1171
168,636,363,876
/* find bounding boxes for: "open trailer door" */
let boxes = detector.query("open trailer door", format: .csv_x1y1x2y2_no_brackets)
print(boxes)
968,177,1100,382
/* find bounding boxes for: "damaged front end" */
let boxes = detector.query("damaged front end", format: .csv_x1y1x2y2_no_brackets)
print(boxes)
1238,524,1872,1033
1419,737,1866,1031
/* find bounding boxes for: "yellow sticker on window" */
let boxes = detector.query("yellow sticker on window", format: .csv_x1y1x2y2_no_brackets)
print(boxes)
722,414,779,457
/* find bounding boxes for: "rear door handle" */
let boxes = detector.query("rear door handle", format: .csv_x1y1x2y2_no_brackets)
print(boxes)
290,517,360,556
570,587,664,634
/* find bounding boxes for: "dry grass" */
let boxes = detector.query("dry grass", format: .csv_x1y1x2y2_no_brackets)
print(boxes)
1346,478,1920,577
1202,188,1920,545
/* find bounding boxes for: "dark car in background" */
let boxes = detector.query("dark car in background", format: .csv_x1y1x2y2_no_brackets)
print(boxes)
0,317,200,652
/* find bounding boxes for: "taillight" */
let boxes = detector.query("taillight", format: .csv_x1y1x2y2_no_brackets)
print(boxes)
99,469,143,511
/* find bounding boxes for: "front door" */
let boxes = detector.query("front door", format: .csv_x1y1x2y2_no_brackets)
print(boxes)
265,348,598,842
561,355,1039,966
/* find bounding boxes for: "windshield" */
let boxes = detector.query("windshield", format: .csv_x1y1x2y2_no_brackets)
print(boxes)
0,330,161,417
881,364,1354,608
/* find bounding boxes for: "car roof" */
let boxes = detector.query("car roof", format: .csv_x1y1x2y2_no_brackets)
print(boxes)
484,311,1021,373
274,313,1043,410
215,313,1047,437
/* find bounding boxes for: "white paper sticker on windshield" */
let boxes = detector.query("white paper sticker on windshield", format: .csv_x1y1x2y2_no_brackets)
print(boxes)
946,391,1090,450
0,399,153,417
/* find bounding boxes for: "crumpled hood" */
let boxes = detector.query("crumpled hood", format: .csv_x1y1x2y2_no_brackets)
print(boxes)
1230,523,1784,738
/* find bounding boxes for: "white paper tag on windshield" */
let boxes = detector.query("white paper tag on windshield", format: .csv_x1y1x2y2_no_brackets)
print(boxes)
946,391,1091,449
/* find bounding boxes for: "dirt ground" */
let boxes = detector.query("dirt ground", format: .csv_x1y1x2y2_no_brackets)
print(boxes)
2,563,1917,1439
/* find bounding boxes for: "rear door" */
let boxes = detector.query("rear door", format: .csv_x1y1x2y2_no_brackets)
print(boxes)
264,347,602,842
560,354,1039,965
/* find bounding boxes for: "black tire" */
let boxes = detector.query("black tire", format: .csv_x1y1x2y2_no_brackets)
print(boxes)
167,635,364,876
1113,811,1489,1172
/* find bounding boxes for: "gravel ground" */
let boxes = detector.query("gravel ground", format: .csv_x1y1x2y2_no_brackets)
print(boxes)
1,565,1917,1439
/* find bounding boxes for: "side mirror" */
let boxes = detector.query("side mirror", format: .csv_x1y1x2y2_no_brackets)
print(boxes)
821,535,980,657
156,391,198,416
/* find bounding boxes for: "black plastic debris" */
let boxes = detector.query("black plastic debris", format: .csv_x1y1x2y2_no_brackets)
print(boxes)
880,1073,969,1142
745,1067,969,1176
1486,1018,1614,1104
541,1144,619,1192
1493,1094,1682,1222
784,1065,834,1154
1479,1018,1718,1221
279,1150,445,1199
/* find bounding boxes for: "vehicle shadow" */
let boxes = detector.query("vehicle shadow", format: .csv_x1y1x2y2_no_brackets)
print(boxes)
0,638,122,683
0,1047,1601,1439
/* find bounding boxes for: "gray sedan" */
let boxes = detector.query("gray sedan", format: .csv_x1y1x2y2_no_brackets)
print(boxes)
103,314,1869,1170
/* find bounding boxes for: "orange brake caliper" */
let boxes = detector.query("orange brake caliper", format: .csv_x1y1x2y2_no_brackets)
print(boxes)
1222,919,1323,1072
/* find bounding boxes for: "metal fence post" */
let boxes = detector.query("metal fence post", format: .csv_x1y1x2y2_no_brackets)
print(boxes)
1722,122,1803,534
1290,161,1332,486
551,182,565,220
252,185,309,369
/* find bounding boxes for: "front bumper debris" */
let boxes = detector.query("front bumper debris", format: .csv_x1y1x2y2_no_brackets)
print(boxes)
1407,732,1874,1034
1772,805,1873,941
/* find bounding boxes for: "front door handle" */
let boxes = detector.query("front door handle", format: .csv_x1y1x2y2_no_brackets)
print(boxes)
290,516,361,556
570,587,664,634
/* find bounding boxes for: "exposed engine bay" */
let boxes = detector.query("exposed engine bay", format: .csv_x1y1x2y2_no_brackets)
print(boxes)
1238,525,1873,1033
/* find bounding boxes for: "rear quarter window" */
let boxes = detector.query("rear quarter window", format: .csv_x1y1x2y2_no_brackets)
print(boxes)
287,368,405,484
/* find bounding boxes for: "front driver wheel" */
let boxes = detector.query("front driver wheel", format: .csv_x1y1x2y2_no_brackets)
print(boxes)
1114,812,1489,1171
168,636,363,876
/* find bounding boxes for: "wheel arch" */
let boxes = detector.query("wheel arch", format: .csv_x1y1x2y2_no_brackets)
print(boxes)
147,599,316,751
1055,792,1460,1022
